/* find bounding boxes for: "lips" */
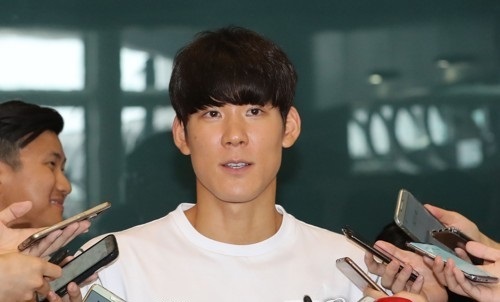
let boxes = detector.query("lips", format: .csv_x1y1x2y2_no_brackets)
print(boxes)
224,162,250,169
50,199,65,208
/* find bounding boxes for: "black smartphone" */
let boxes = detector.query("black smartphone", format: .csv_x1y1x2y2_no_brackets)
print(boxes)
431,227,483,265
18,202,111,251
48,234,119,298
394,189,446,248
336,257,387,294
407,242,498,283
342,226,419,282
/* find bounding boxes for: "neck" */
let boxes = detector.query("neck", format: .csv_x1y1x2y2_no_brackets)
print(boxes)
185,200,283,245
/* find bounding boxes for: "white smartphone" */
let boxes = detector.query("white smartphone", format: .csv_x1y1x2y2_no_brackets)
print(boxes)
406,242,498,283
431,227,483,265
394,189,446,248
18,202,111,251
83,284,126,302
336,257,387,294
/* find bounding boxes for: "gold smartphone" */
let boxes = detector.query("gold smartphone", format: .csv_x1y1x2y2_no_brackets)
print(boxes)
18,201,111,251
336,257,387,293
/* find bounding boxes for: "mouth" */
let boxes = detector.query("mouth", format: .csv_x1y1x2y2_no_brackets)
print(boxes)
223,162,251,169
50,199,65,209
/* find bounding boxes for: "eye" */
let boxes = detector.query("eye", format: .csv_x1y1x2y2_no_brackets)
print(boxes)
202,110,221,119
47,161,57,170
247,107,263,116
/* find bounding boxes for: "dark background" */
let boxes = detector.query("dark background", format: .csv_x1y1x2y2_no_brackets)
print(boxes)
1,0,500,248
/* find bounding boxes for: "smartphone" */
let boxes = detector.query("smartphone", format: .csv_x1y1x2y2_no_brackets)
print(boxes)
394,189,446,248
432,227,483,265
83,284,126,302
18,202,111,251
48,234,119,298
342,226,419,282
336,257,387,294
406,242,498,283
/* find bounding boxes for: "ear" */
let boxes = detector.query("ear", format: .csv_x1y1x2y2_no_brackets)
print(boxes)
282,106,301,148
172,117,191,155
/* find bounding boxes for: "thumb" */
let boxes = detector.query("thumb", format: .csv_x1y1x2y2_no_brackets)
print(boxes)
424,204,445,221
466,241,500,262
0,201,33,224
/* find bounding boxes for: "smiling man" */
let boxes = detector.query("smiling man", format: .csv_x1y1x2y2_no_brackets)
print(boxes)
0,100,71,228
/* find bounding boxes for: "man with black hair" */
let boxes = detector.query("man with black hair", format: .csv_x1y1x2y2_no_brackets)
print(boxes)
66,27,367,302
0,100,71,228
0,100,90,301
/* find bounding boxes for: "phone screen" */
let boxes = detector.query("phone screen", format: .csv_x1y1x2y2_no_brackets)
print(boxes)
407,242,498,283
84,290,111,302
49,234,119,296
83,285,126,302
394,189,445,246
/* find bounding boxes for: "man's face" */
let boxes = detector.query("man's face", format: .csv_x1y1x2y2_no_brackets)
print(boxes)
0,130,71,228
173,103,300,205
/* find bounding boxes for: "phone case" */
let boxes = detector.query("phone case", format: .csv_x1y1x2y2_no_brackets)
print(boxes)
406,242,498,283
48,234,119,298
18,201,111,251
393,189,446,246
336,257,387,293
431,227,483,265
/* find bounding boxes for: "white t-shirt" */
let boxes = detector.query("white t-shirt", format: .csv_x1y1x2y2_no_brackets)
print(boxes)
81,203,366,302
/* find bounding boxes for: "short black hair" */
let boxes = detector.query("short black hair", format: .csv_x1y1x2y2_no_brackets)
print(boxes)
0,100,64,169
169,26,297,126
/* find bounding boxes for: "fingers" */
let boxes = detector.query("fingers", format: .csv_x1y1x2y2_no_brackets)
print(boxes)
42,262,63,279
466,241,500,262
381,260,418,293
365,252,386,276
408,274,424,293
35,279,53,298
24,229,64,257
66,282,83,302
430,256,447,286
25,220,91,258
46,291,64,302
0,201,32,224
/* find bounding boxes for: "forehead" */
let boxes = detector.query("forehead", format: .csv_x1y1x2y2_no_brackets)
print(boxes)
19,131,65,160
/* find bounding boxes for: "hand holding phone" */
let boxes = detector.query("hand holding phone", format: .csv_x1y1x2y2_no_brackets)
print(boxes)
394,189,445,247
342,227,419,282
336,257,387,294
18,202,111,251
406,242,498,283
47,234,119,299
431,227,483,265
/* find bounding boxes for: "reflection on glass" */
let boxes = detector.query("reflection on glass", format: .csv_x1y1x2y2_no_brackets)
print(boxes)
0,29,83,90
152,106,175,131
52,106,86,217
347,120,370,158
122,106,146,153
121,48,173,91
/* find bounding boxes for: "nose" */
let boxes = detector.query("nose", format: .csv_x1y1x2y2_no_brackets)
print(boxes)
221,117,248,147
56,170,72,197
